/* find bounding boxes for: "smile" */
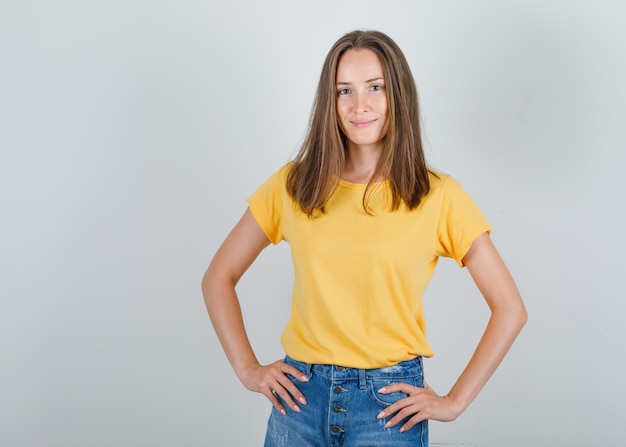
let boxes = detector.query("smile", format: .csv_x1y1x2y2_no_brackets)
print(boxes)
351,119,376,128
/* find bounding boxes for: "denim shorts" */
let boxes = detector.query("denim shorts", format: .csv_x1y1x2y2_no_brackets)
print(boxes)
264,356,427,447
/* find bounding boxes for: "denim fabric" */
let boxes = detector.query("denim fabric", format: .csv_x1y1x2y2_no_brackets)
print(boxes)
264,356,428,447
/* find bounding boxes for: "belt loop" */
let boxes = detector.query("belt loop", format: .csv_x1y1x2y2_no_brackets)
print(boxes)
358,368,366,389
302,361,313,378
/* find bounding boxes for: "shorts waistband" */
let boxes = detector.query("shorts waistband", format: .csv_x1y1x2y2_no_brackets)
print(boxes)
284,355,423,382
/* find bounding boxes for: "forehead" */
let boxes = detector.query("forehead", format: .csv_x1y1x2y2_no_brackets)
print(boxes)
336,49,384,81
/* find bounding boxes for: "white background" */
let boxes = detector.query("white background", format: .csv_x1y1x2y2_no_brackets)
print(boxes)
1,1,625,446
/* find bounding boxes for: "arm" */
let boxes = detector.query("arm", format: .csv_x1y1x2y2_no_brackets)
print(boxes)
202,208,308,415
378,232,528,431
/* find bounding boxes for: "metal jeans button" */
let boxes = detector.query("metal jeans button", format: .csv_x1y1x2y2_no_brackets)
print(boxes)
333,405,346,413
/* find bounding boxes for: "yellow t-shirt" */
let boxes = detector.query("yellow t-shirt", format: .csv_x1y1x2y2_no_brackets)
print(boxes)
247,164,491,369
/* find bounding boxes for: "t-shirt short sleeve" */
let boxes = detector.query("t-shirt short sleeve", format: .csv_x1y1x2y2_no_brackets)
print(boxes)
435,176,492,267
246,166,287,245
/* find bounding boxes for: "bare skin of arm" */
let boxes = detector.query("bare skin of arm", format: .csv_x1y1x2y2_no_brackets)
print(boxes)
201,208,309,416
377,232,528,432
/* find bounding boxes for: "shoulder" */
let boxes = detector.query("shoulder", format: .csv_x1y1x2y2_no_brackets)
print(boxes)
422,170,480,209
257,162,292,188
426,169,453,196
279,162,293,180
428,170,472,193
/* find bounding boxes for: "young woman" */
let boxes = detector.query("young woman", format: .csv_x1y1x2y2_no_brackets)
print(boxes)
202,30,527,446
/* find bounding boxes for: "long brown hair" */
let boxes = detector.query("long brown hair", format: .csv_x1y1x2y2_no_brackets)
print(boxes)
287,30,431,216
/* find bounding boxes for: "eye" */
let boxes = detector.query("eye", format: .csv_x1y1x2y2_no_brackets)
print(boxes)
370,84,384,92
337,88,351,96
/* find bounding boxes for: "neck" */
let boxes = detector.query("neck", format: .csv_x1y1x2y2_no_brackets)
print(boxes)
342,142,384,184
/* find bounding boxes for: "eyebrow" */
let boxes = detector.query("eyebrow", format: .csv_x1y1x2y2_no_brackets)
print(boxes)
336,77,384,86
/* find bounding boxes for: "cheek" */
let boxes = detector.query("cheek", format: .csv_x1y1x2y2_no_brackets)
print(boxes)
379,102,389,126
336,101,350,117
336,105,350,126
377,97,388,115
335,113,346,133
379,107,389,135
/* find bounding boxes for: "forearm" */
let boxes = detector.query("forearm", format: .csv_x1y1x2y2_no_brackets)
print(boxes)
202,269,260,381
376,300,526,429
446,301,527,416
201,208,271,381
441,232,528,417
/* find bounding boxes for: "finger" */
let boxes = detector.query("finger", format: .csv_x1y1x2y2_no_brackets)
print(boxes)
281,364,310,383
280,378,308,406
382,401,418,429
270,378,303,413
377,382,416,394
276,364,309,405
377,395,405,421
377,394,418,426
400,413,427,433
267,389,288,416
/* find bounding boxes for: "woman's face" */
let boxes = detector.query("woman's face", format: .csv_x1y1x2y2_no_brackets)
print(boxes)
335,49,388,151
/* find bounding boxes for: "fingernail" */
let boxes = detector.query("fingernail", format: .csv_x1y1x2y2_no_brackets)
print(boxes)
293,404,300,412
378,387,386,393
399,427,405,433
300,375,309,382
299,396,307,405
280,409,286,416
384,421,391,428
377,411,385,419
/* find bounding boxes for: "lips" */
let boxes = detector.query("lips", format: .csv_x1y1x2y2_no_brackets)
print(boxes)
351,119,376,128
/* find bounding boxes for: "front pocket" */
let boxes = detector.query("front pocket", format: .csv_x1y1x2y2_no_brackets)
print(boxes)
283,356,312,383
367,377,419,408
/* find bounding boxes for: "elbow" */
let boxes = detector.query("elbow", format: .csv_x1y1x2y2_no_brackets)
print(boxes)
201,266,212,299
520,303,529,329
201,260,237,304
201,266,213,308
511,299,528,334
492,295,528,335
201,262,221,301
201,264,222,318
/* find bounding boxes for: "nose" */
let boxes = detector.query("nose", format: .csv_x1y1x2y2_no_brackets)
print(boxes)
354,92,370,113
